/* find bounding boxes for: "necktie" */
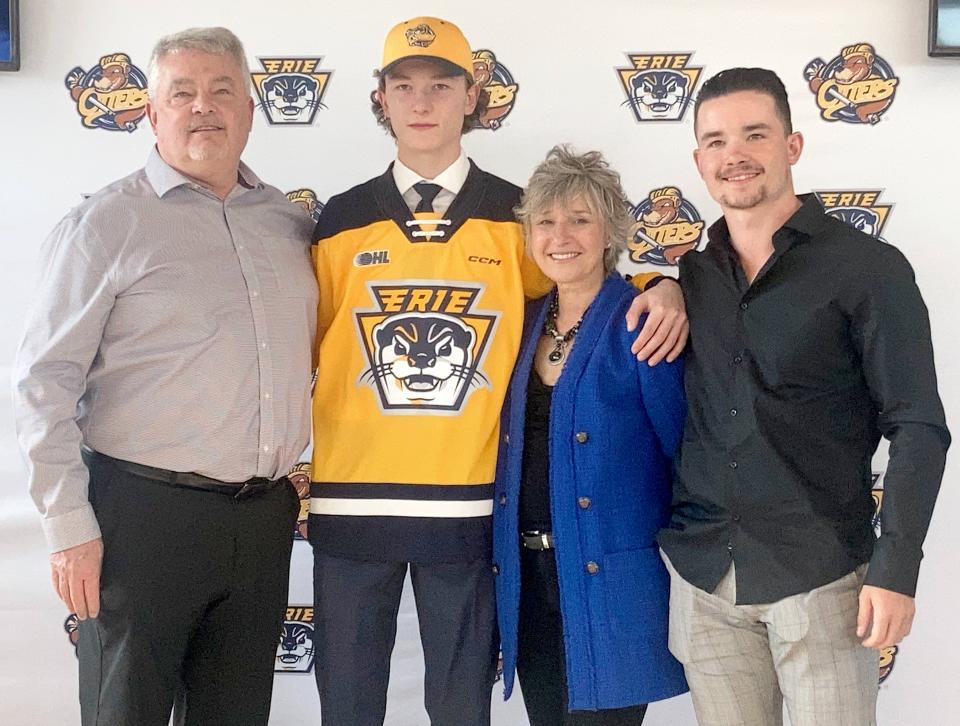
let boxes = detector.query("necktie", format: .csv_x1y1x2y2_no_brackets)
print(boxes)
414,182,443,213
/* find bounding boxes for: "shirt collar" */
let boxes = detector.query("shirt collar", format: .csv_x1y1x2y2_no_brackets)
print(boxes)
707,193,827,257
144,146,263,198
392,150,469,197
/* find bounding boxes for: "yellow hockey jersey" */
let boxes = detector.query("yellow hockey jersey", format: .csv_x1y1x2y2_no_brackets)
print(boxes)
309,162,655,562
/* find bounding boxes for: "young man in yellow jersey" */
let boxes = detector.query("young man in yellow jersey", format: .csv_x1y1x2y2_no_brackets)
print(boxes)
308,17,686,725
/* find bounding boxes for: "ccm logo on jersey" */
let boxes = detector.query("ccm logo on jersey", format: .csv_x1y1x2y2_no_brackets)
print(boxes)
468,255,501,265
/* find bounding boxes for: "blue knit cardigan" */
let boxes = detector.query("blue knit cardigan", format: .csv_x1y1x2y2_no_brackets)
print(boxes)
493,274,689,711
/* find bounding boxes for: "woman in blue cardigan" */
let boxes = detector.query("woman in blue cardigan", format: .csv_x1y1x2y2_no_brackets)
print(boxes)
494,146,688,725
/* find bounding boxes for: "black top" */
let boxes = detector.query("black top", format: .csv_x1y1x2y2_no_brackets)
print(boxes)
658,194,950,604
519,371,554,532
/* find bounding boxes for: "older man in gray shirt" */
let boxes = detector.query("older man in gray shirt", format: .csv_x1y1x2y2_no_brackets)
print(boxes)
13,27,316,726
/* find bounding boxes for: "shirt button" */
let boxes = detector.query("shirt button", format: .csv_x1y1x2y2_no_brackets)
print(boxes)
727,543,734,553
251,290,259,298
263,445,270,452
578,496,592,509
733,355,743,365
575,431,589,444
729,461,738,469
498,494,507,506
264,392,271,400
261,342,268,349
730,408,738,417
740,302,748,310
733,514,741,522
585,561,600,575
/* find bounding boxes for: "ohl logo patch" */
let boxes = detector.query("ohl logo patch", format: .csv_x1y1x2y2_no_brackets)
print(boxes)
354,282,497,414
251,58,332,125
815,190,893,242
616,53,703,122
64,53,148,132
804,43,898,125
286,188,325,225
627,187,705,266
471,49,518,131
275,606,315,674
871,471,900,684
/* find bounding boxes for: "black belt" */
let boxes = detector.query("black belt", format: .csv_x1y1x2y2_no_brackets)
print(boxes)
84,449,283,500
521,530,555,550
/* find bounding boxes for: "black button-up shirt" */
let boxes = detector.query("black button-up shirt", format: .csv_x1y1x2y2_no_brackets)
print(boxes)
658,195,950,604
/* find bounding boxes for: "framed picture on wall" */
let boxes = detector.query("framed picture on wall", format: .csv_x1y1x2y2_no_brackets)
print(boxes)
0,0,19,71
930,0,960,56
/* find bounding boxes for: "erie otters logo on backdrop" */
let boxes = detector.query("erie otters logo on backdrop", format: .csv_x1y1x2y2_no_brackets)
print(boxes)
470,49,518,130
354,282,498,413
251,57,332,125
275,606,316,674
285,188,325,225
616,53,703,122
804,43,898,125
814,190,893,242
871,471,899,685
627,187,705,266
64,53,148,132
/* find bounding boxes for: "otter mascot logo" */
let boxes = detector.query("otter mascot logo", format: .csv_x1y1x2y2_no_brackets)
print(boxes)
871,470,900,684
470,49,518,131
287,461,311,540
804,43,898,125
627,187,705,266
275,606,315,673
405,23,437,47
616,53,703,122
251,58,332,125
286,188,325,225
814,190,893,242
64,53,148,132
354,282,497,413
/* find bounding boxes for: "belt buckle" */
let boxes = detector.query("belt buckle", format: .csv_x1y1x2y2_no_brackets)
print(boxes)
234,479,270,500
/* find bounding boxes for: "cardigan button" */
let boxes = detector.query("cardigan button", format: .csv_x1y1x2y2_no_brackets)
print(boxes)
578,496,592,509
585,561,600,575
575,431,589,444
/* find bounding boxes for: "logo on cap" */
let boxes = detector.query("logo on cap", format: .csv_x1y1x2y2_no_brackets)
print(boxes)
405,24,437,48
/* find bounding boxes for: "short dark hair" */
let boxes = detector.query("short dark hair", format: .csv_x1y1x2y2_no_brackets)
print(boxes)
694,67,793,135
370,60,489,137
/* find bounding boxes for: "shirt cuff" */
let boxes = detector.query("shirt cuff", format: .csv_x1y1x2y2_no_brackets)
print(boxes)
863,537,923,597
41,504,102,553
642,274,677,292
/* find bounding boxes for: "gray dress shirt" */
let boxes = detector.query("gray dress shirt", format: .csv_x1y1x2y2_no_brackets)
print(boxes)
14,148,318,552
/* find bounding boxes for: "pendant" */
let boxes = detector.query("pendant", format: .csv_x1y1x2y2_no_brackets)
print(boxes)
548,347,565,365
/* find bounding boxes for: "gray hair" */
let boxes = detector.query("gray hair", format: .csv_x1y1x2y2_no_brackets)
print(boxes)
148,27,251,94
515,145,633,275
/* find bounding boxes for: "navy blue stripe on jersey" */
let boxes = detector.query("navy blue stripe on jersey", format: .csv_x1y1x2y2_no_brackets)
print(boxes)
310,482,494,501
308,512,493,564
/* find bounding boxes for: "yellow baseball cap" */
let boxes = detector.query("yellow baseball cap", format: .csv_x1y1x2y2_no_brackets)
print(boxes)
380,17,474,78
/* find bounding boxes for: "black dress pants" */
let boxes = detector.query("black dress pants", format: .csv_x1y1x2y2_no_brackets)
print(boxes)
312,552,498,726
77,454,300,726
517,548,648,726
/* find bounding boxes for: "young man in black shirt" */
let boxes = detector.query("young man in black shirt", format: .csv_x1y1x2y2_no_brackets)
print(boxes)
658,67,950,726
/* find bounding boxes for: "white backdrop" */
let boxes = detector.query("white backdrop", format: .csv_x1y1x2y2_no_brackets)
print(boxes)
1,1,957,724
